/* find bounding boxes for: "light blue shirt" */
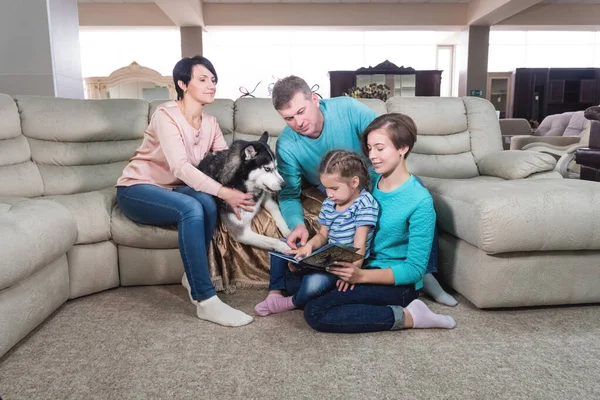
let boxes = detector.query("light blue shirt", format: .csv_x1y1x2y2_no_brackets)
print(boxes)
367,173,436,290
317,189,379,258
276,97,378,229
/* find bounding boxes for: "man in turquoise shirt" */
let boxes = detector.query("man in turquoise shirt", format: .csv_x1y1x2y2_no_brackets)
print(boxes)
272,76,377,248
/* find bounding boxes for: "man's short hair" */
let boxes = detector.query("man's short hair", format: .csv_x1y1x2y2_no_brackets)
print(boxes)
271,76,313,110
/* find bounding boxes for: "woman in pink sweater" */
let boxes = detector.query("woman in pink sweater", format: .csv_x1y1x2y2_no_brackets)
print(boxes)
116,56,255,327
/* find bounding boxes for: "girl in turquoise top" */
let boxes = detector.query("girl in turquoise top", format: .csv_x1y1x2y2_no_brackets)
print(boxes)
304,113,456,333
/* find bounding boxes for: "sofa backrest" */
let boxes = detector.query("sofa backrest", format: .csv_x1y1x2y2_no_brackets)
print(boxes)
15,96,148,196
385,96,502,179
563,111,589,138
231,98,286,152
0,93,505,196
536,111,574,137
0,94,44,197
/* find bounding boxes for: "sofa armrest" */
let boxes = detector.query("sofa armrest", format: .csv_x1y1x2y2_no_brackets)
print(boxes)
510,135,581,151
555,143,589,178
477,151,557,180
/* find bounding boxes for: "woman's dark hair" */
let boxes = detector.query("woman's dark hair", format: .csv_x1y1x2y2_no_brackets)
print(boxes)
319,150,370,191
173,56,218,100
360,113,418,159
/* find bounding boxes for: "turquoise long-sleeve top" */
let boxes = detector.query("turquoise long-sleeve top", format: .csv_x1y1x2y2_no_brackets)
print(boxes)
366,173,436,290
276,97,378,229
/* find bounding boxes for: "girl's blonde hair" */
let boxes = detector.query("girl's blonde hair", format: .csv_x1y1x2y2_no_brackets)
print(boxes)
319,150,370,191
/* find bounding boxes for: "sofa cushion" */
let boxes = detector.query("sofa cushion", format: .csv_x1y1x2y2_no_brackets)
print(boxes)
234,98,287,137
37,162,127,196
111,205,178,249
563,111,589,137
357,98,387,115
477,151,557,180
387,96,502,179
44,188,116,245
0,198,76,290
16,96,148,142
536,112,574,137
424,178,600,254
15,96,148,196
0,94,44,197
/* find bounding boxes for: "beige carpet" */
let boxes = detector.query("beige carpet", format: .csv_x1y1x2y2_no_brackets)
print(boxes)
0,286,599,399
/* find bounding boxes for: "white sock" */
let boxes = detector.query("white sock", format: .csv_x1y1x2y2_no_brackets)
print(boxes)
196,296,254,327
422,273,458,307
182,274,253,327
182,274,197,305
406,299,456,329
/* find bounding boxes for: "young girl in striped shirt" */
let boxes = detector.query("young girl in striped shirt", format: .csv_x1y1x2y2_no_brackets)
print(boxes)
255,150,379,316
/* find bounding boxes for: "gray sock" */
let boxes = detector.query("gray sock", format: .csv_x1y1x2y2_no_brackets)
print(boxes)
390,305,405,330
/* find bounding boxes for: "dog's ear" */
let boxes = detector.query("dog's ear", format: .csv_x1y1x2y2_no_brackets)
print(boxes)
260,131,269,144
244,144,257,160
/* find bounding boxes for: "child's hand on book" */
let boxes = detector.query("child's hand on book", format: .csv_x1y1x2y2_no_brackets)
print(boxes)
286,243,314,260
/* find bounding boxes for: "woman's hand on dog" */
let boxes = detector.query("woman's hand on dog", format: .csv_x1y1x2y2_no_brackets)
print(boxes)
217,187,255,220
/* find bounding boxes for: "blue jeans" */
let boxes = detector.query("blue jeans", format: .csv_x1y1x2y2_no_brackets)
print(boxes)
116,184,217,301
303,280,418,333
269,255,338,308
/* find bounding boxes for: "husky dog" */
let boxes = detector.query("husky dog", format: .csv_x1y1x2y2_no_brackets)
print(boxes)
198,132,292,253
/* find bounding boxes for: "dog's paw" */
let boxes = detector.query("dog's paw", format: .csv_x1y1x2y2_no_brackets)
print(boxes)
273,241,291,253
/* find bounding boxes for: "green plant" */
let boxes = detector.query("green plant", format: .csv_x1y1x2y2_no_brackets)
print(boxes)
343,83,391,101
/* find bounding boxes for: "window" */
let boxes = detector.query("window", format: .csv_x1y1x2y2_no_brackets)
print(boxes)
436,45,454,97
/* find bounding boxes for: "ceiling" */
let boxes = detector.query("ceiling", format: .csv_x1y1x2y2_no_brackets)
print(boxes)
75,0,473,2
541,0,600,3
75,0,600,3
75,0,600,28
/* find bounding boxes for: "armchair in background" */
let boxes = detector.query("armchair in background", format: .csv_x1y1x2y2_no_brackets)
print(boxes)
575,107,600,182
509,111,592,178
498,118,533,150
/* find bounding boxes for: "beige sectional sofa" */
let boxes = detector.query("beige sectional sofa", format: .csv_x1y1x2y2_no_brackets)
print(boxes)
1,93,599,359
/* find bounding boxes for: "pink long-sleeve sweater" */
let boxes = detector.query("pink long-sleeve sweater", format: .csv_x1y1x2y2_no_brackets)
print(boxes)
116,101,227,196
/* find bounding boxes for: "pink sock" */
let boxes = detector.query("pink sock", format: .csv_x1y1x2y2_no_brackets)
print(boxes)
254,294,295,317
406,299,456,329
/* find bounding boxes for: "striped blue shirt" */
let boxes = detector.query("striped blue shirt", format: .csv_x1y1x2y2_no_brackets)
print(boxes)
317,189,380,258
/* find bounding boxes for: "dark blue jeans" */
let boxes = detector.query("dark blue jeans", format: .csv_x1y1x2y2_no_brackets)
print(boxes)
116,184,217,301
303,281,418,333
269,255,338,308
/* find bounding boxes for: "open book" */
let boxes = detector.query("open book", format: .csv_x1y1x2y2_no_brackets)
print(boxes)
269,242,364,271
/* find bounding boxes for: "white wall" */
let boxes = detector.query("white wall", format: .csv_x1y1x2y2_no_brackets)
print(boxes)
79,26,181,78
202,29,460,99
488,30,600,72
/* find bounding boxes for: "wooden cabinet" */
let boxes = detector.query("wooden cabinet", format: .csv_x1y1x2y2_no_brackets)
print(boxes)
512,68,600,123
415,70,442,97
486,72,514,118
328,60,442,98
